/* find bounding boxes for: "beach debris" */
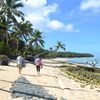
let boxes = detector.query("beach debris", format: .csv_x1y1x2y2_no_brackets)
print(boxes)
86,59,98,68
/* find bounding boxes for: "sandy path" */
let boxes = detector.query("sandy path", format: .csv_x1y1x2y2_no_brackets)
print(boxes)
0,59,100,100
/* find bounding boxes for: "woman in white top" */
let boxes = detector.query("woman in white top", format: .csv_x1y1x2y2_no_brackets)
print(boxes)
17,55,26,74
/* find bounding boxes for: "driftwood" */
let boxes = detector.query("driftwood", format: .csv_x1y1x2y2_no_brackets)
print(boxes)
86,59,98,68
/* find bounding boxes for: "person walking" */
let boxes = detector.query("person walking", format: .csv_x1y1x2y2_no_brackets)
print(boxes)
16,54,26,74
35,57,43,75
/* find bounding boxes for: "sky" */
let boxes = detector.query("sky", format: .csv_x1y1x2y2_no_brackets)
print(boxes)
21,0,100,55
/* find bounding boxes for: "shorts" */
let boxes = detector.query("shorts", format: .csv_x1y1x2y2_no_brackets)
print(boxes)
17,64,23,69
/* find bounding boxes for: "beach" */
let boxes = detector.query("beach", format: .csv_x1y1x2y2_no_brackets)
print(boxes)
0,59,100,100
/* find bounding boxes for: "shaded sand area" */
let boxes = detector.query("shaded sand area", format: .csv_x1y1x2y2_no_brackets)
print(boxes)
0,59,100,100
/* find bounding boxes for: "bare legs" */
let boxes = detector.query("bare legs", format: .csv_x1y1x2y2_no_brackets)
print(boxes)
19,67,22,74
17,64,22,74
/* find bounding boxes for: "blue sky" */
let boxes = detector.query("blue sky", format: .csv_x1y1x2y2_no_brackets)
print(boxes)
21,0,100,55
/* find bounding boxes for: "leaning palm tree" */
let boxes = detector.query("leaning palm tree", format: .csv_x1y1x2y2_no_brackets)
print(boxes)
55,41,66,52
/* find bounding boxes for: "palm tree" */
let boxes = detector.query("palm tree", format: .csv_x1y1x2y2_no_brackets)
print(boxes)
49,47,53,51
0,21,7,42
0,16,12,45
0,0,24,46
0,0,24,24
12,20,33,51
29,29,45,47
28,29,45,54
55,41,66,52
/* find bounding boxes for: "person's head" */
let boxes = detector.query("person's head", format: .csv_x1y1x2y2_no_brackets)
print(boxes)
17,52,22,56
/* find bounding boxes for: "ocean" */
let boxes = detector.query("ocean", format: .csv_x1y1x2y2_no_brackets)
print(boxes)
66,54,100,68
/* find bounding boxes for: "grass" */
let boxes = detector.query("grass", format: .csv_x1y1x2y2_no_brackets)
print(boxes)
59,64,100,87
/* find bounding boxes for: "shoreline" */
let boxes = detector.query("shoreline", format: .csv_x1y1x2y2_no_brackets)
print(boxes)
49,57,100,68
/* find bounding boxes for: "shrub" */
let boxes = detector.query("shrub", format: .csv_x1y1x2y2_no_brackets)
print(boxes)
0,55,10,65
0,42,10,55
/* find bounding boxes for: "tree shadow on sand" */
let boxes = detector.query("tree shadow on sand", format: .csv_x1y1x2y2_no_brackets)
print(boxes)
0,68,6,71
10,76,57,100
97,90,100,92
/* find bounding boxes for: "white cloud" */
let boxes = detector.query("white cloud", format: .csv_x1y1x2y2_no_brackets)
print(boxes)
43,3,58,16
22,0,47,8
24,1,58,29
80,0,100,11
48,22,78,32
65,24,74,32
65,24,78,32
23,0,78,32
48,20,64,30
26,12,46,23
25,12,49,30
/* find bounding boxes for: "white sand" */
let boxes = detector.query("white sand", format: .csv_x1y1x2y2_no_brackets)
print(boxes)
0,59,100,100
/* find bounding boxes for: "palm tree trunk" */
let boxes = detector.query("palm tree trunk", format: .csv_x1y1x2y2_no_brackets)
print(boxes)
0,0,4,7
6,32,9,45
17,39,19,51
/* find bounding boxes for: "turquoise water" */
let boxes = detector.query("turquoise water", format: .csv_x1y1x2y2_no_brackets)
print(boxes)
67,56,100,68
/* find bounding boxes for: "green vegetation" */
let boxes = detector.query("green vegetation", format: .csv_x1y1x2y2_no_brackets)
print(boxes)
45,51,94,58
0,42,10,55
0,0,45,58
60,64,100,87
